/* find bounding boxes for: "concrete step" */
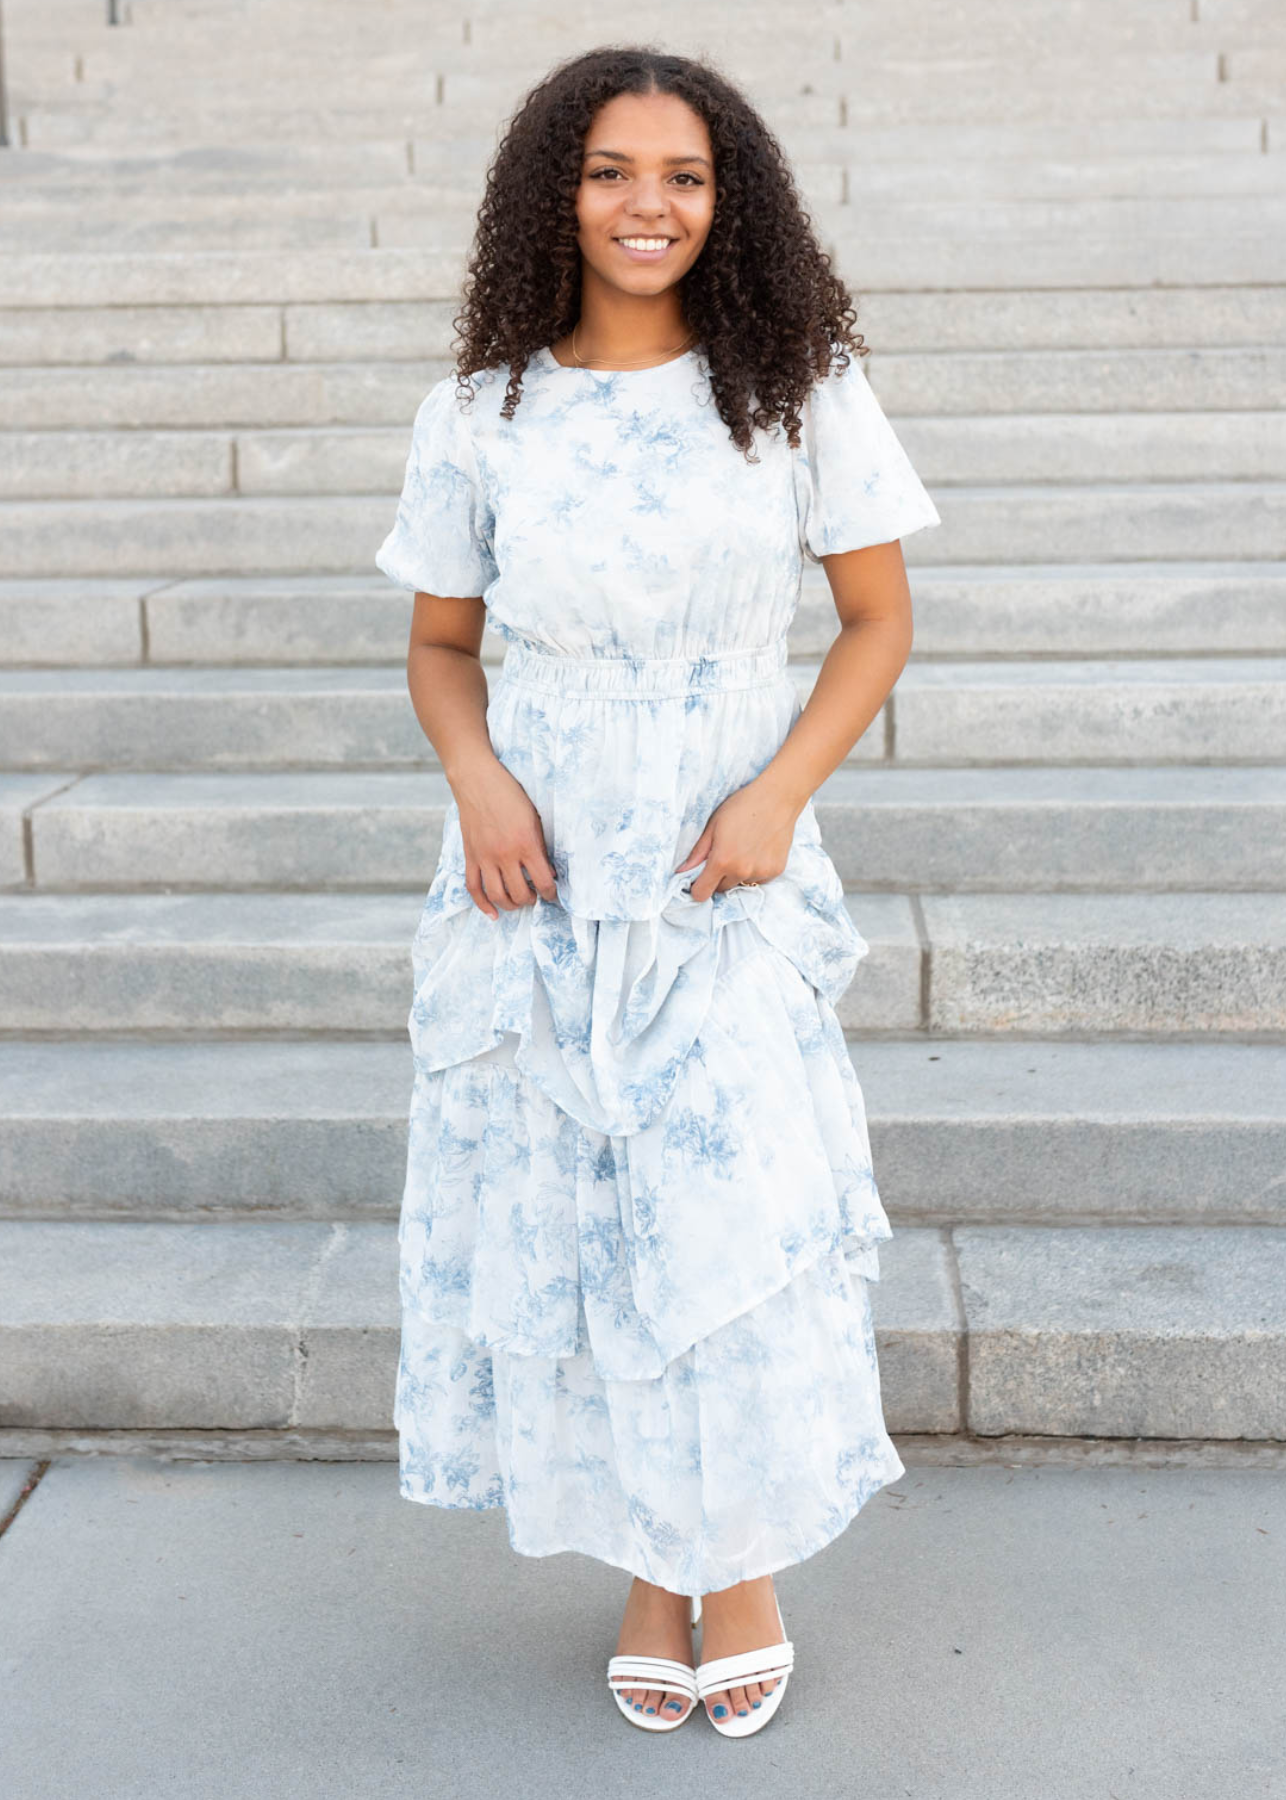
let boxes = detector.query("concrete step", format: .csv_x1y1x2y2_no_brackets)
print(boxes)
7,246,1286,317
921,891,1286,1035
11,113,1269,168
1,658,1282,771
6,149,1286,206
15,765,1286,893
7,407,1286,500
1,1217,1282,1437
0,1035,1282,1226
19,51,1234,117
4,345,1284,428
7,564,1284,668
2,287,1285,370
10,190,1286,257
5,483,1286,579
0,889,1282,1036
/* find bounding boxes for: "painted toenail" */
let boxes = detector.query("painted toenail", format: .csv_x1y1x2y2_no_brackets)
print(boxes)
752,1700,762,1708
712,1704,728,1718
665,1701,682,1712
633,1703,643,1711
737,1708,748,1716
646,1706,656,1713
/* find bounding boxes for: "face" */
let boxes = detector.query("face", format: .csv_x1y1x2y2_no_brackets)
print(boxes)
575,90,716,295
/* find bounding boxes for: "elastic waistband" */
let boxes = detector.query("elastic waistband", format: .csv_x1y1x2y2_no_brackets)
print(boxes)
497,633,790,698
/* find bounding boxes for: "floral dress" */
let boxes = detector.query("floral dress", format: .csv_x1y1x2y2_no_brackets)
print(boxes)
375,341,941,1596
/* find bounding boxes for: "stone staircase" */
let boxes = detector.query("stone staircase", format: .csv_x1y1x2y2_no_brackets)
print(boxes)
1,0,1284,1450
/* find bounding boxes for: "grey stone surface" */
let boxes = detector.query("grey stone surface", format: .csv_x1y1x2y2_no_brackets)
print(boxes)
853,1038,1286,1227
957,1225,1286,1438
0,1457,38,1518
922,891,1286,1034
27,763,1286,892
0,1221,952,1432
0,665,435,770
0,888,920,1034
1,1454,1282,1798
886,562,1286,657
0,427,233,501
817,763,1286,889
144,573,418,665
8,658,1286,772
4,1036,1284,1228
0,889,422,1032
139,564,1286,663
893,656,1286,764
866,1225,962,1434
31,769,457,889
0,1219,330,1428
0,774,68,887
0,578,146,664
0,1037,414,1220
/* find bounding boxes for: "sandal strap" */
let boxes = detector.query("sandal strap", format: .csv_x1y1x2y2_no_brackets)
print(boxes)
607,1654,698,1698
695,1640,794,1696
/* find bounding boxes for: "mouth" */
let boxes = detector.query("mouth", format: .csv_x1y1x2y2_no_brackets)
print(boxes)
613,236,678,262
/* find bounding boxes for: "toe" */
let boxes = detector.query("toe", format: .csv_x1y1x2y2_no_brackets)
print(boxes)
729,1683,751,1717
643,1687,662,1715
707,1687,732,1723
661,1692,689,1721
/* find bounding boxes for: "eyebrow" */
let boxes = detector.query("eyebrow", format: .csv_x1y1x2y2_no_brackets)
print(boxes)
584,149,713,170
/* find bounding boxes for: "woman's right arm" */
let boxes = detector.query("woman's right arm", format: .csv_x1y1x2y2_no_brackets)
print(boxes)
406,592,559,921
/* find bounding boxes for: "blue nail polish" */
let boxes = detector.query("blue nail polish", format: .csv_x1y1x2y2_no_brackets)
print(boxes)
665,1701,682,1712
752,1700,762,1708
634,1703,643,1711
712,1704,728,1718
646,1706,656,1714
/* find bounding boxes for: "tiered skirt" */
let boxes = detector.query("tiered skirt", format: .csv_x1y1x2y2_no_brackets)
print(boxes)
393,632,906,1594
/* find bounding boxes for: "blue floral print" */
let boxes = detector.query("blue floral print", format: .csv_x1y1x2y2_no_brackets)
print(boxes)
376,341,941,1594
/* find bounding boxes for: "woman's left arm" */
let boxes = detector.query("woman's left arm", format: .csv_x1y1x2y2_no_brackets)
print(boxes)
676,540,914,899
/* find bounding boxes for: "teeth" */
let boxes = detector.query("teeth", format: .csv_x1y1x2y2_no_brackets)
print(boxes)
618,237,672,250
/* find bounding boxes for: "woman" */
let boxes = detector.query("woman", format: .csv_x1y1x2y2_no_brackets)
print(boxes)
376,45,940,1739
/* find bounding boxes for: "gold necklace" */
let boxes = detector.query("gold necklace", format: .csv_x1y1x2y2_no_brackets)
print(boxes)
570,322,697,369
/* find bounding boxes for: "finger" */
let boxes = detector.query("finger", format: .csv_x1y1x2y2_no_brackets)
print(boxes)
480,864,521,911
674,828,712,874
503,860,539,906
688,863,724,904
465,868,498,921
523,839,560,901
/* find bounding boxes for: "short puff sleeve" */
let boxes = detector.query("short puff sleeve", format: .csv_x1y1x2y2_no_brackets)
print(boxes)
375,376,498,598
794,356,941,562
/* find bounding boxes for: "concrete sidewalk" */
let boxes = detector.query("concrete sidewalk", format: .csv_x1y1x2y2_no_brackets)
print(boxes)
0,1454,1281,1798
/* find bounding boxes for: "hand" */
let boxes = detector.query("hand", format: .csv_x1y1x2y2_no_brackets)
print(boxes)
453,760,559,921
674,775,804,904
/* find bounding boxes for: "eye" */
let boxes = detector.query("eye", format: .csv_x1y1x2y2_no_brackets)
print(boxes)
587,168,704,185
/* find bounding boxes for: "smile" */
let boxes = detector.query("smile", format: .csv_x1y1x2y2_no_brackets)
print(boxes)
614,237,677,261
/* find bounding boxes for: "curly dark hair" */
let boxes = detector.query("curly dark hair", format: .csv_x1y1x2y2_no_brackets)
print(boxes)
447,44,868,459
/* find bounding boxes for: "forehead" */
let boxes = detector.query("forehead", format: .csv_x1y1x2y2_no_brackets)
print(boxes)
583,91,713,161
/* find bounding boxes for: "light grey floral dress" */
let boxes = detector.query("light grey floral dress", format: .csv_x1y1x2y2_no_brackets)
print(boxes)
375,342,941,1596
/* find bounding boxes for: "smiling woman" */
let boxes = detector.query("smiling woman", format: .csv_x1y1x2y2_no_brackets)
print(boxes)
375,43,940,1745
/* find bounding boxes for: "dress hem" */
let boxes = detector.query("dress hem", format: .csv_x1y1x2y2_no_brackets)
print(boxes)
396,1434,907,1598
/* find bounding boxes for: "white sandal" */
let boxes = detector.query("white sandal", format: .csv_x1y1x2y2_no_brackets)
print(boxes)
606,1592,702,1731
695,1591,794,1738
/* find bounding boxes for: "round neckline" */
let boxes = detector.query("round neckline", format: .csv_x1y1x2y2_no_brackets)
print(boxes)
539,343,701,376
